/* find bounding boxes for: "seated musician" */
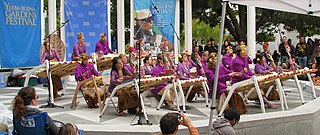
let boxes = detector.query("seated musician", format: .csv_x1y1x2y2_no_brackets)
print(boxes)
40,41,63,98
74,53,102,108
195,51,209,77
206,53,246,114
150,54,177,110
119,54,136,74
141,56,154,77
232,45,278,109
178,53,206,102
222,46,234,70
95,33,115,57
176,53,196,80
71,32,87,61
108,57,139,116
164,52,175,69
254,53,279,101
184,50,197,69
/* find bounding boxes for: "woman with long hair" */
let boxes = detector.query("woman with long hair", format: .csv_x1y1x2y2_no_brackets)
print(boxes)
12,86,59,135
108,57,139,116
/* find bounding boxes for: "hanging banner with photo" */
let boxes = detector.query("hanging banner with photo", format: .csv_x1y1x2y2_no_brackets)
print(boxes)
0,0,41,68
134,0,175,56
64,0,108,61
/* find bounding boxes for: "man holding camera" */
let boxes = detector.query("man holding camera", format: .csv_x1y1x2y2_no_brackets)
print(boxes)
159,112,199,135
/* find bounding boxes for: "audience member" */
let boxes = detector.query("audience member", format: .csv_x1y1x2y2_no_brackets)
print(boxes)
159,112,199,135
209,108,240,135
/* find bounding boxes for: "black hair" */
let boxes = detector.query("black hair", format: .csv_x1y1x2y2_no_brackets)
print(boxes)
253,53,264,64
111,57,121,73
223,108,240,122
143,56,150,64
159,113,179,134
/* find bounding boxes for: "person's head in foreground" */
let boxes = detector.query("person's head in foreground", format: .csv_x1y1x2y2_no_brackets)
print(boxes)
58,123,80,135
210,108,240,135
159,112,198,135
223,108,240,126
13,86,38,118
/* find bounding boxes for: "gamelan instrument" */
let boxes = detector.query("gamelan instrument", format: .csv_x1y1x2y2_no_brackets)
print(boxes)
139,75,176,90
96,54,118,71
236,68,318,92
36,61,81,77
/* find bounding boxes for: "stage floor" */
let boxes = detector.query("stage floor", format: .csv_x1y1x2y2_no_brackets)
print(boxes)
0,79,319,135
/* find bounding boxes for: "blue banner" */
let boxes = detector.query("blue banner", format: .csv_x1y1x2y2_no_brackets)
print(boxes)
64,0,108,61
0,0,41,68
134,0,175,55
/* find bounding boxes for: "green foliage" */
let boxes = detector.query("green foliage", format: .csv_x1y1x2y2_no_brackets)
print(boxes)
180,19,221,49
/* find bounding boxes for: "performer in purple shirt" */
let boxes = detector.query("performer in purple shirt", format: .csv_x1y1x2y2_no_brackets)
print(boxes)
206,53,241,99
40,41,63,98
176,53,196,80
231,45,255,84
254,53,274,75
74,53,100,81
140,56,153,77
119,54,136,74
233,45,278,109
74,53,101,108
108,57,139,116
196,51,209,77
71,32,87,61
206,53,246,114
222,46,234,70
40,41,62,64
95,33,114,57
150,54,177,110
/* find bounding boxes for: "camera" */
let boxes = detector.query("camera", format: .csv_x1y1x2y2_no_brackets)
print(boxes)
175,112,183,121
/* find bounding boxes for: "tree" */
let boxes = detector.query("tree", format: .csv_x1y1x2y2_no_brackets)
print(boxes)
180,19,221,49
191,0,320,43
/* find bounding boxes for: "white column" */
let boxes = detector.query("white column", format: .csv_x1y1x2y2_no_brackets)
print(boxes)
247,6,256,58
60,0,66,61
130,0,134,47
174,0,180,64
184,0,192,52
107,0,112,49
117,0,125,54
41,0,45,41
48,0,57,34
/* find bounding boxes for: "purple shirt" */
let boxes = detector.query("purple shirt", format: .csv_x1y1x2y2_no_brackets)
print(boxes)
150,64,168,94
72,42,87,60
108,68,132,93
176,63,194,80
74,63,100,81
206,65,231,99
40,49,62,64
124,64,134,73
95,40,114,55
254,62,272,75
222,54,233,70
140,65,152,77
231,56,254,84
196,60,208,77
188,60,197,69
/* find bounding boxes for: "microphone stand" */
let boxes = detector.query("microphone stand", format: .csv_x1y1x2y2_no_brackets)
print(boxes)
131,15,152,126
40,20,69,109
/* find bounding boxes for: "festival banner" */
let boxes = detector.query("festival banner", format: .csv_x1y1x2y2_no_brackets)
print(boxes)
64,0,109,61
134,0,176,56
0,0,41,68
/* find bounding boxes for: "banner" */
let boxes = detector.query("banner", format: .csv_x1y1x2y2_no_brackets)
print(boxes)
64,0,108,61
134,0,176,56
0,0,41,68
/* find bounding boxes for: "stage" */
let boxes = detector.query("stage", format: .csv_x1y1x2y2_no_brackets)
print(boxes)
0,77,320,135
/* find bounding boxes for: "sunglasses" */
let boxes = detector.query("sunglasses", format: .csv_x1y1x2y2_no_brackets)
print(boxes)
36,95,39,99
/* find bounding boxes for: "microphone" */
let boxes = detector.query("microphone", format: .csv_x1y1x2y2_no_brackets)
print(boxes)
152,3,160,13
62,19,70,25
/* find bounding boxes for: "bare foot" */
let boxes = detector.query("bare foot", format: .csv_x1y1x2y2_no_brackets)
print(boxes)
269,104,279,109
